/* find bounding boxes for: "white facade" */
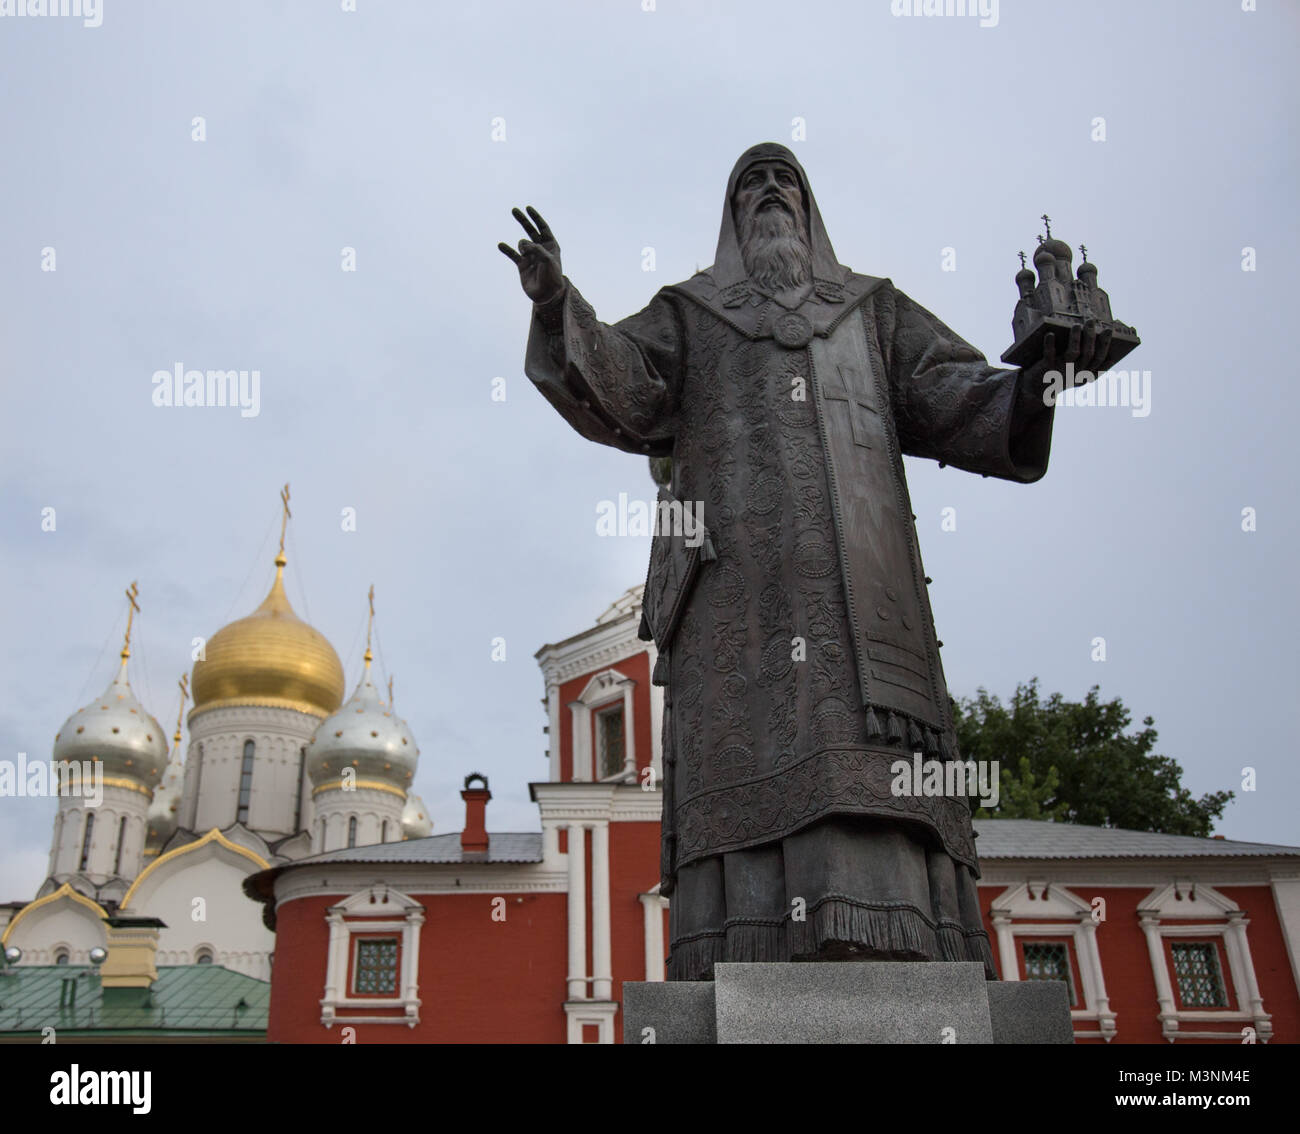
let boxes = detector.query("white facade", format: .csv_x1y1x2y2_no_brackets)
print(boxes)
120,828,276,980
313,786,405,853
47,782,151,897
182,703,319,840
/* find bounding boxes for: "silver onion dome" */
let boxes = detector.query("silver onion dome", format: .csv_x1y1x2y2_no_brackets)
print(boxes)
53,657,167,789
306,661,418,792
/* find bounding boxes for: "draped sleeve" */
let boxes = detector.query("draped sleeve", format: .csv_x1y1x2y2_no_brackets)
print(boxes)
878,284,1054,483
524,279,685,457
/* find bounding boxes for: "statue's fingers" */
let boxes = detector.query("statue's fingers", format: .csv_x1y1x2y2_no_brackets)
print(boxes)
1079,322,1097,372
498,241,523,264
525,205,553,240
1041,330,1057,370
522,240,558,267
1065,322,1083,363
1091,328,1113,373
512,207,541,242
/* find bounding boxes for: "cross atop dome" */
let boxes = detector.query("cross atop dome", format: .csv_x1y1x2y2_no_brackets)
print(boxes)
121,580,140,661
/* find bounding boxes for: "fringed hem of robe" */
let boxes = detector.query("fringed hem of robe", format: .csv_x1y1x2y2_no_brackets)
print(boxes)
667,902,996,981
666,816,997,980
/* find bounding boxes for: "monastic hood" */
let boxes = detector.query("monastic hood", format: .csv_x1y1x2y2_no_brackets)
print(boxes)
711,142,848,291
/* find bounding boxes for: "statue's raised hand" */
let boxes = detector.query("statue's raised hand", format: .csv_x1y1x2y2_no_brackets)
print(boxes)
498,206,563,304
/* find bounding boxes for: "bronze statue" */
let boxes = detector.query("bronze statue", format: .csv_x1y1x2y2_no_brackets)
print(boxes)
501,143,1131,980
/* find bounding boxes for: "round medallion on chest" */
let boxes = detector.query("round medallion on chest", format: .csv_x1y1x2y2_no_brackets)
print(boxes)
771,311,814,350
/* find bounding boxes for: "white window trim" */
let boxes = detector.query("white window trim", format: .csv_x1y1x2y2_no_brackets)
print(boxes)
321,885,424,1028
1138,881,1271,1043
568,669,636,783
989,881,1116,1042
564,998,618,1044
593,702,628,783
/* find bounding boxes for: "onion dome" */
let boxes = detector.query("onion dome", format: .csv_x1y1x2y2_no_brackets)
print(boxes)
146,753,183,851
191,551,344,720
1043,236,1072,262
1015,251,1036,299
1076,244,1098,287
306,654,418,794
53,657,167,790
147,679,189,853
1033,239,1056,278
401,792,433,840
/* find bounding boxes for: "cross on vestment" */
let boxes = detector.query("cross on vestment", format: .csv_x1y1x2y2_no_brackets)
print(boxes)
820,363,878,449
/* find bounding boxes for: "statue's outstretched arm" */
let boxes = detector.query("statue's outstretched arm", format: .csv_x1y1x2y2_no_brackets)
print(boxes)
881,285,1055,484
523,278,684,456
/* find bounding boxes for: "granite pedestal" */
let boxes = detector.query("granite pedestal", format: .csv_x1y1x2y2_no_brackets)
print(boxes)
623,963,1074,1044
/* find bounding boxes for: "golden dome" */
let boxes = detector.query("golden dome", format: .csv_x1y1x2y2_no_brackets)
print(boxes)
191,554,344,720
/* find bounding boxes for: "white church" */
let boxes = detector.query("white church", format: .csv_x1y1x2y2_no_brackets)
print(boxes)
1,518,429,981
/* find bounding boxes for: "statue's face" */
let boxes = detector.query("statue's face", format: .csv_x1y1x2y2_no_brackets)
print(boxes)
732,161,805,230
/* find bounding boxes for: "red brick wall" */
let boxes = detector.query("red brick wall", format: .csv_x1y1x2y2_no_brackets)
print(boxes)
979,883,1299,1044
268,890,569,1044
610,820,663,1042
556,649,653,783
1220,885,1300,1043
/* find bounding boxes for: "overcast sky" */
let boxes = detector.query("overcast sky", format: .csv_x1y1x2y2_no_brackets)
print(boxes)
1,0,1296,901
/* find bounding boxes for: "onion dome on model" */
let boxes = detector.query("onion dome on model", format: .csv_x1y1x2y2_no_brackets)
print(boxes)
1015,251,1036,300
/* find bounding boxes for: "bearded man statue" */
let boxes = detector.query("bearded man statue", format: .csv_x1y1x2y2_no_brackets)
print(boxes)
501,143,1109,980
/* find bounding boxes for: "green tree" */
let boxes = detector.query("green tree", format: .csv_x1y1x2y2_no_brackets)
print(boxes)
955,679,1233,836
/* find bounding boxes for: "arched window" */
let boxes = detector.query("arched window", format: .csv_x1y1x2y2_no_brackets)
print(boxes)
292,747,306,832
55,950,70,965
381,819,388,843
195,949,214,965
236,740,256,825
347,816,357,849
78,812,95,871
192,742,205,819
596,703,627,779
113,815,128,874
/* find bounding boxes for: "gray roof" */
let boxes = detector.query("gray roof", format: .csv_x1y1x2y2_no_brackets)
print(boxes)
973,819,1300,860
290,832,544,866
243,832,546,927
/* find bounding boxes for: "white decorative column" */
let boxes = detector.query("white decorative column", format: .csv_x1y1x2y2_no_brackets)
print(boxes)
569,703,592,782
1078,916,1114,1038
591,821,612,1000
402,908,425,1027
566,822,588,1000
619,679,637,780
991,910,1017,980
1140,911,1178,1039
321,909,349,1025
1225,912,1266,1023
640,886,668,981
546,682,562,782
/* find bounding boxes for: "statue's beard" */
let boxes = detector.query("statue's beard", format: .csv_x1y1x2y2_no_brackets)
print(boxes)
738,204,812,293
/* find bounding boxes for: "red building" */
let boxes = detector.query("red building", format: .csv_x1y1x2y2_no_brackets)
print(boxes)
246,588,1300,1043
